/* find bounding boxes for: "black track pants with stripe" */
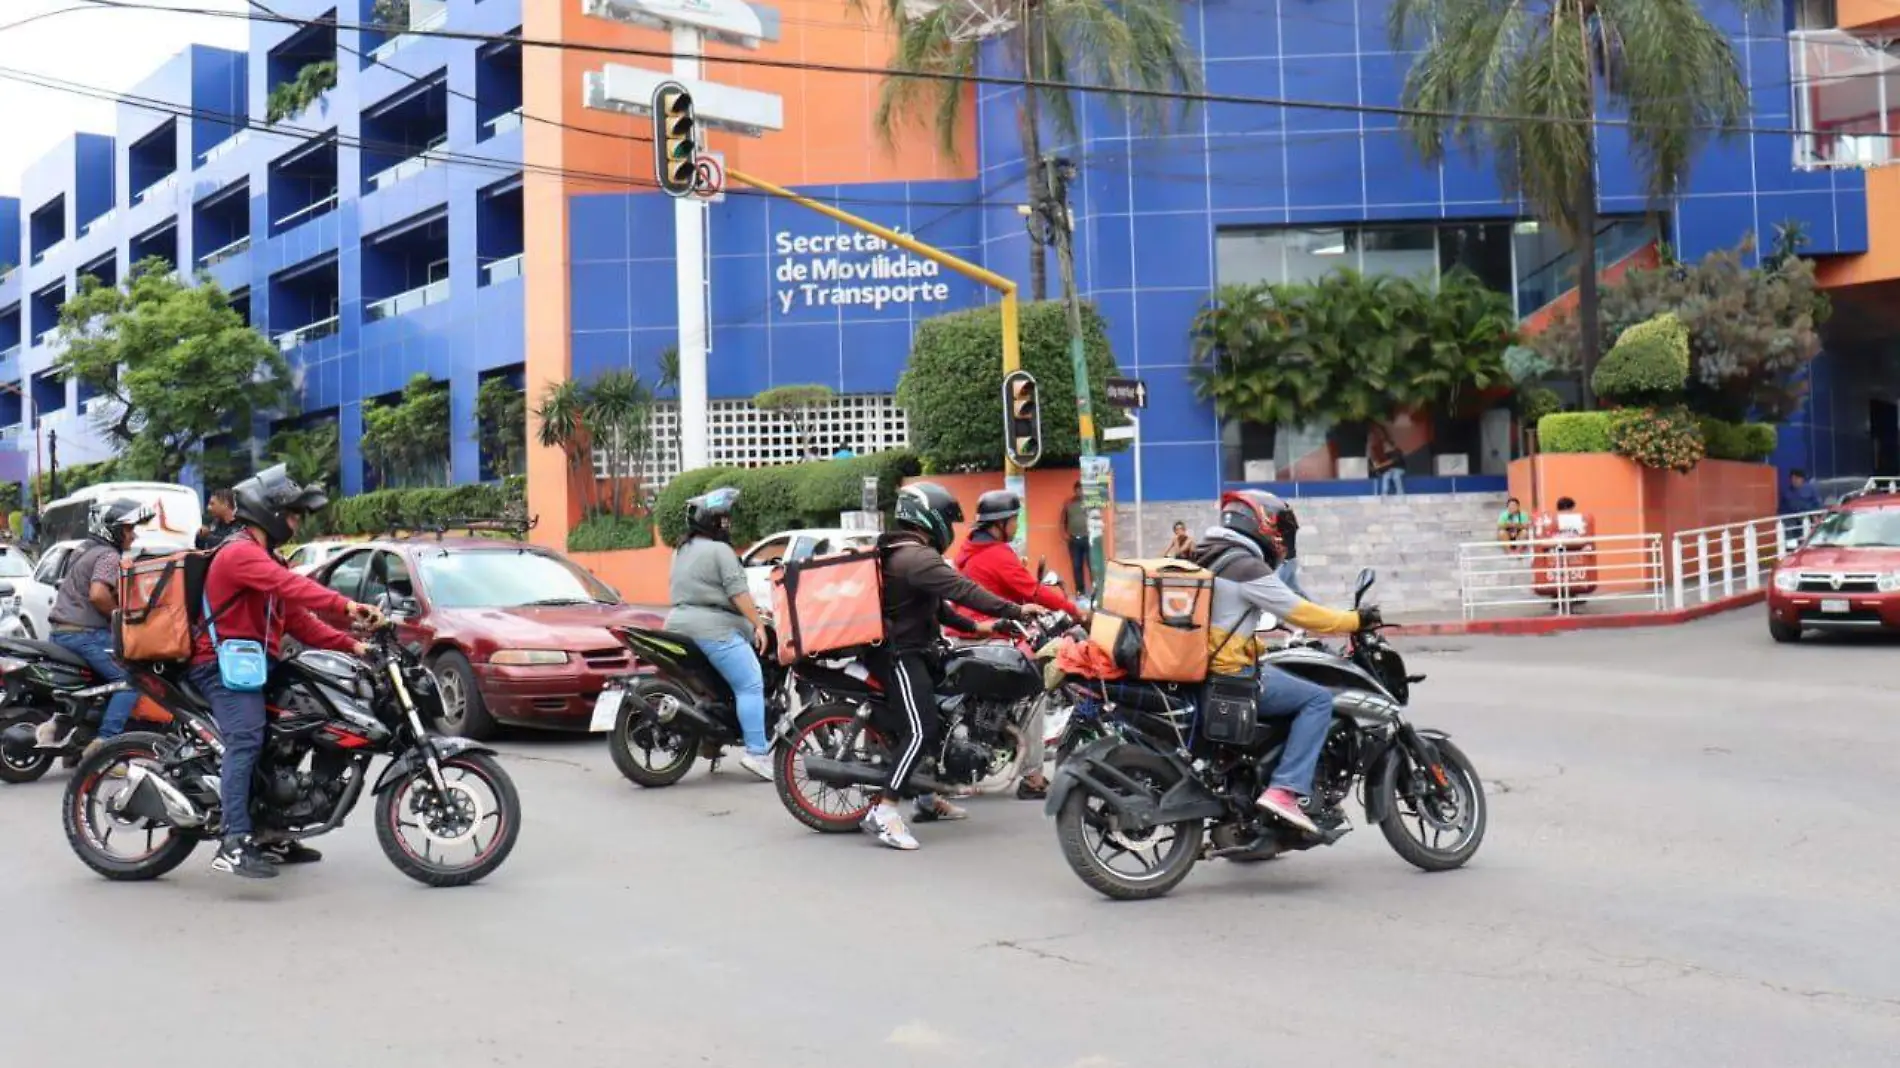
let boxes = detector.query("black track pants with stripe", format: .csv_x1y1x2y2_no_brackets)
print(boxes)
868,648,939,797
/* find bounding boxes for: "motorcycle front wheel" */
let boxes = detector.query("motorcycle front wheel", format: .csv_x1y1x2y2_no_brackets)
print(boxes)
1376,737,1487,872
62,733,203,881
1054,747,1202,901
608,680,703,788
375,751,521,887
0,710,55,784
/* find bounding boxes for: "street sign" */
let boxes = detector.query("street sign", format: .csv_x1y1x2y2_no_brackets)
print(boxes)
1104,377,1147,410
1079,455,1112,509
1103,425,1137,442
693,151,726,203
860,475,878,513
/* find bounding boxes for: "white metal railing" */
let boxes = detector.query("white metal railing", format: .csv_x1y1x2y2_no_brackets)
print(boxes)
197,234,252,267
0,345,17,363
368,4,448,61
274,314,340,352
365,278,450,322
1459,533,1666,620
80,209,117,237
274,192,338,230
34,326,59,346
201,129,250,166
367,149,445,191
0,266,13,283
31,239,64,265
0,424,19,443
1670,511,1827,610
131,172,179,206
482,253,523,285
484,107,523,137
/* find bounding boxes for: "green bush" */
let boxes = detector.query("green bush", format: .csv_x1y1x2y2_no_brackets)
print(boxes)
1739,423,1778,461
1518,386,1564,426
7,513,21,538
1609,407,1706,474
304,477,525,538
1537,412,1614,454
566,514,656,553
1694,417,1779,462
652,451,923,548
34,460,120,503
899,300,1127,472
1592,313,1690,405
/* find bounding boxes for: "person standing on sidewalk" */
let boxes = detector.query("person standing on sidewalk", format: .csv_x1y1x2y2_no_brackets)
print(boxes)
1061,480,1091,599
1369,424,1406,497
41,499,151,756
196,488,241,550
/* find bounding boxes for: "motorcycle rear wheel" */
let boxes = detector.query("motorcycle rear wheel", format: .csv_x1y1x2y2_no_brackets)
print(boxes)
0,711,55,784
608,680,701,788
1054,747,1202,901
1376,738,1487,872
62,733,202,881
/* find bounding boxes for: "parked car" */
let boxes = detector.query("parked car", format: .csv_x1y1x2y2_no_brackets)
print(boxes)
14,540,83,641
284,539,358,575
0,545,38,638
1767,489,1900,642
305,536,664,738
740,528,879,608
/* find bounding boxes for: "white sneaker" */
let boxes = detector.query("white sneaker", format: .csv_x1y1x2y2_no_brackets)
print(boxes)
737,751,774,783
860,801,920,851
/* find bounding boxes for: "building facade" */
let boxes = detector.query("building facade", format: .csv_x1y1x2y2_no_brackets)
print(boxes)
5,0,1898,530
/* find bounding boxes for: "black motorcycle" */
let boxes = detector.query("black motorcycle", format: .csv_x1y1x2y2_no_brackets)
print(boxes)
0,636,172,784
63,624,521,887
599,622,806,787
1047,569,1486,900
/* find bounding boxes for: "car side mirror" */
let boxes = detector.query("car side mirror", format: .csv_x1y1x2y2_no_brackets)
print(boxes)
1353,567,1376,608
376,592,419,620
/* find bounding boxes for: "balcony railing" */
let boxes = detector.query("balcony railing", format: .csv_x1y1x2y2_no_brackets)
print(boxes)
0,425,20,445
0,346,18,382
481,253,524,286
274,192,338,231
197,235,253,268
30,239,65,266
368,3,449,62
33,326,60,347
201,129,251,166
0,266,14,284
484,108,524,137
80,209,117,238
1791,29,1900,170
365,278,450,323
275,314,340,352
131,172,179,207
367,148,446,192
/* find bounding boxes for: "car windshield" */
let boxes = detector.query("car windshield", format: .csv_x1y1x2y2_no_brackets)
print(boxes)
417,549,616,609
0,551,29,578
1806,507,1900,549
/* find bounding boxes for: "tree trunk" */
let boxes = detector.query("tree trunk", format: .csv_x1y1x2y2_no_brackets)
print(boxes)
1018,8,1048,302
1575,156,1601,411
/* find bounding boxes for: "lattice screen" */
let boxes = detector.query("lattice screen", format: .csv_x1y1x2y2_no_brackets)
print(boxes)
592,393,910,487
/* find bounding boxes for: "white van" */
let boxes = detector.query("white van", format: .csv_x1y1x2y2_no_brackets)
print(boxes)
37,481,204,554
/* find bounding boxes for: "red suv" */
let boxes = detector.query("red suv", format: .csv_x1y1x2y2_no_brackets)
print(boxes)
306,537,663,737
1767,492,1900,642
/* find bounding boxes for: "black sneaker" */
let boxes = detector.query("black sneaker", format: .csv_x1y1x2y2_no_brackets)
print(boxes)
260,841,323,865
211,836,279,879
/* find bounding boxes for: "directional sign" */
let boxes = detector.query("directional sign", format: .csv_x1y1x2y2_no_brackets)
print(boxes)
1104,377,1147,410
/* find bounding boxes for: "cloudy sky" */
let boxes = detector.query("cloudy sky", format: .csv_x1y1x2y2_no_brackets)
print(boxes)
0,0,249,197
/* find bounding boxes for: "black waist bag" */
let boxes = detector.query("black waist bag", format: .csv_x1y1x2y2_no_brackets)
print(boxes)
1199,674,1258,746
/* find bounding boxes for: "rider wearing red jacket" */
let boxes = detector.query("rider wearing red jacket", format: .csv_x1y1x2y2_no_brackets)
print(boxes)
950,489,1083,800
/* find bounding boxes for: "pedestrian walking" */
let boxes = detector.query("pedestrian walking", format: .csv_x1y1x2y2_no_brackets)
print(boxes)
1061,479,1091,598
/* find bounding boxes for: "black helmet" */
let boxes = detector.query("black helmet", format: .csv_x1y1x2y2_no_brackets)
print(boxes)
685,487,739,542
894,482,964,552
232,464,330,549
973,489,1021,527
1219,489,1292,568
88,497,155,546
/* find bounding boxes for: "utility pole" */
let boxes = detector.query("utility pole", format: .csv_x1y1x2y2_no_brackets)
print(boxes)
1034,155,1105,600
47,427,59,501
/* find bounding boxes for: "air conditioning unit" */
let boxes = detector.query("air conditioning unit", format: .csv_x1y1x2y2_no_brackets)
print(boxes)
1335,457,1369,479
1242,459,1275,483
1434,453,1470,476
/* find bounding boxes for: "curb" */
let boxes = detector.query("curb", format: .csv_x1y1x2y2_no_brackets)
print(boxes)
1394,589,1766,637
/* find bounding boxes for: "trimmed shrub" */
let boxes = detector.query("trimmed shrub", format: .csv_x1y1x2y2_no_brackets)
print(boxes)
654,467,747,548
1518,386,1564,426
567,514,657,552
653,451,922,548
303,477,525,538
1695,416,1780,462
1609,407,1706,474
1537,411,1614,454
1592,312,1690,405
1739,423,1778,462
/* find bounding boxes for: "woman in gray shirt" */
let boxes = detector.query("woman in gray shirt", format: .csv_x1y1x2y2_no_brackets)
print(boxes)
667,488,773,782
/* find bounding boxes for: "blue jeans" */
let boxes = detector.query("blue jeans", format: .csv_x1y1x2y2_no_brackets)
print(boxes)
190,663,267,839
51,629,137,739
695,633,768,755
1255,663,1334,796
1276,558,1306,598
1375,468,1406,496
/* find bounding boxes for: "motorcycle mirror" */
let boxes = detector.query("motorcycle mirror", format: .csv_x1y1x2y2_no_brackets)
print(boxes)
1042,571,1062,588
1354,567,1377,606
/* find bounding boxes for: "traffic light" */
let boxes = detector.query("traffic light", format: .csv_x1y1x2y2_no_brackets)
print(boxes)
651,81,698,198
1002,370,1042,469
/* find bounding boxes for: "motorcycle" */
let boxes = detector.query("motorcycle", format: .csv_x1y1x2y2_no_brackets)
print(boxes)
1046,569,1487,900
775,611,1078,834
599,620,809,787
0,637,175,784
63,622,521,886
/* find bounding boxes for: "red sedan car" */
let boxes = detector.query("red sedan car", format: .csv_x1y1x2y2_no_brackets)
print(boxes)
305,537,663,737
1768,491,1900,642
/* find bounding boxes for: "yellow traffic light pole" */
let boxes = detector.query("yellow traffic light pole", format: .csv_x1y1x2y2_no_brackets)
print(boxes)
725,168,1030,549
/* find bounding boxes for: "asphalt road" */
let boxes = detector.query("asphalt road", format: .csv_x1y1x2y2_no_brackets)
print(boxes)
2,610,1895,1067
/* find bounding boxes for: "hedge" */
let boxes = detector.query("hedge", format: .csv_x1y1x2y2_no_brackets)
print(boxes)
1537,411,1614,454
303,476,526,537
1592,312,1690,404
567,513,656,552
654,450,922,548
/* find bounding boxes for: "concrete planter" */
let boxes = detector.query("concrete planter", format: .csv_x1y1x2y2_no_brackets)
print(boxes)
1506,454,1776,547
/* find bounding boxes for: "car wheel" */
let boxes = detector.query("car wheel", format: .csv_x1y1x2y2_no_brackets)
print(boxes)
1768,617,1802,644
429,651,499,740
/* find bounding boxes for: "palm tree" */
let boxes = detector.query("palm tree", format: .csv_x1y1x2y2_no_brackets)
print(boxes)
1389,0,1769,408
535,379,592,512
854,0,1202,300
656,345,682,473
581,370,652,518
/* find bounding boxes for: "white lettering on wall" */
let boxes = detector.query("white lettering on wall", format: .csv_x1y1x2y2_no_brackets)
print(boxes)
772,228,952,315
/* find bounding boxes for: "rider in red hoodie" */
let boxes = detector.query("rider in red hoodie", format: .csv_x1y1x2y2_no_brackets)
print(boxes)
951,489,1085,799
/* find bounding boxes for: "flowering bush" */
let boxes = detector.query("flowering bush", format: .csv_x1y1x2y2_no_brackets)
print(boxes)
1609,407,1706,474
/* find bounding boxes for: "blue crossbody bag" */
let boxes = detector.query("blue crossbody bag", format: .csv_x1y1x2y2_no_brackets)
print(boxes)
204,594,271,692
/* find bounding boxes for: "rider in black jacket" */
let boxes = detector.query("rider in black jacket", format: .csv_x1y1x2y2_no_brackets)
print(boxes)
862,482,1038,851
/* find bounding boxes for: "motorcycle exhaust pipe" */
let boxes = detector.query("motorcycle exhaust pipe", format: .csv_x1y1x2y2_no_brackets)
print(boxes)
800,756,951,796
0,721,39,758
112,765,206,828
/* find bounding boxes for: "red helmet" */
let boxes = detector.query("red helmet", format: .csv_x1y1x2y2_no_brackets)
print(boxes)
1218,489,1292,567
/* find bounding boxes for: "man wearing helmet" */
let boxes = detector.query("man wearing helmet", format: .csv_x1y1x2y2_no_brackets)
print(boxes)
666,487,774,782
951,488,1084,800
192,465,384,879
42,498,154,754
1191,489,1381,835
865,482,1042,850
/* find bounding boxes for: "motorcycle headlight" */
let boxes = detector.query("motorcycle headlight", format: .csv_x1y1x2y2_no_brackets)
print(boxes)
1773,570,1799,592
1877,572,1900,593
489,649,570,666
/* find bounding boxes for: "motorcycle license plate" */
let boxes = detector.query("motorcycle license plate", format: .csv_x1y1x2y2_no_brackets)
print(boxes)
588,689,624,733
1820,598,1851,614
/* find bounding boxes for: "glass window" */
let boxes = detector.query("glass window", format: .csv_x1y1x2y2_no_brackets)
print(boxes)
1353,226,1437,281
1439,223,1515,294
1806,506,1900,548
417,549,615,609
743,535,793,568
1215,230,1287,286
33,545,70,586
362,550,415,605
324,550,372,599
1282,229,1350,284
1793,0,1836,30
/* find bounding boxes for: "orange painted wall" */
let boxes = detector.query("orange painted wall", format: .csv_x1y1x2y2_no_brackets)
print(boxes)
1508,455,1776,552
908,469,1117,596
1816,166,1900,288
572,546,676,608
1838,0,1900,30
